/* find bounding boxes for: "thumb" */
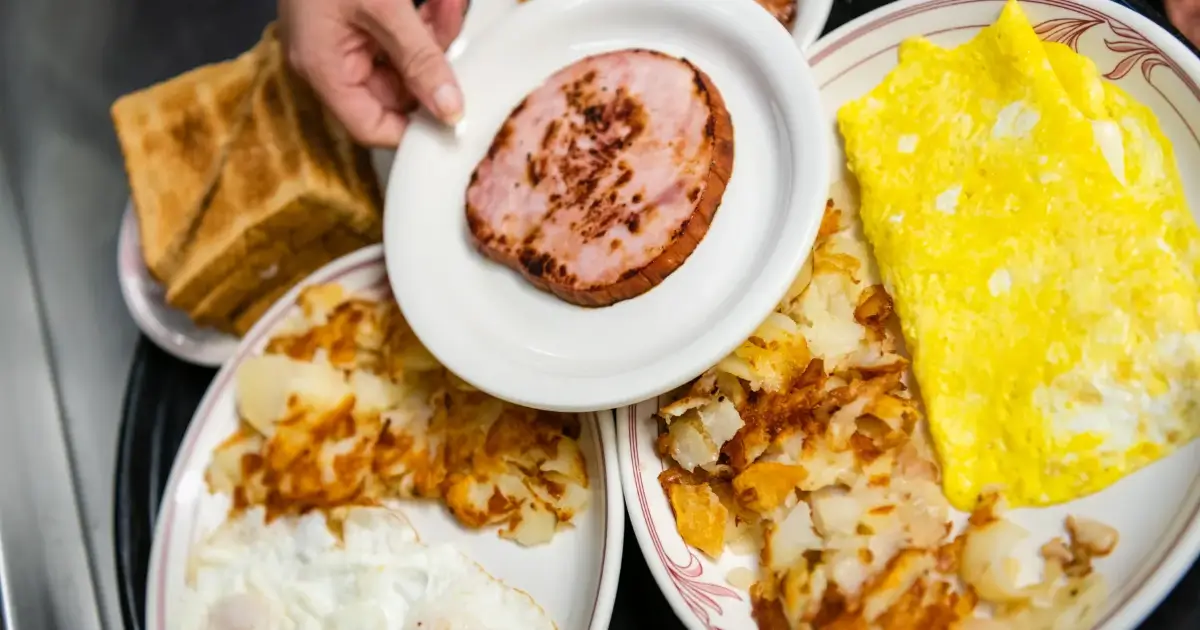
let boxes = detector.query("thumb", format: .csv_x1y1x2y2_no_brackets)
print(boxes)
357,0,464,124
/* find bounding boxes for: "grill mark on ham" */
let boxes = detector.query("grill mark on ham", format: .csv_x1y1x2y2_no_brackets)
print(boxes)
465,48,735,307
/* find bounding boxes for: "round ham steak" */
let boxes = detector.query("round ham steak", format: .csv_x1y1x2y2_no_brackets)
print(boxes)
465,48,734,307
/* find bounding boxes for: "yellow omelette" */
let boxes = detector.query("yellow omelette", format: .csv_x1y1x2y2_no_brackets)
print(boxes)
838,0,1200,510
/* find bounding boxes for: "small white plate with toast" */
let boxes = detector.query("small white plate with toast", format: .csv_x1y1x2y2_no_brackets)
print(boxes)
113,26,383,367
385,0,830,412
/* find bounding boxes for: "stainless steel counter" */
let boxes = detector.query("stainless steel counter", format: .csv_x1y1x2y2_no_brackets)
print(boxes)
0,1,274,627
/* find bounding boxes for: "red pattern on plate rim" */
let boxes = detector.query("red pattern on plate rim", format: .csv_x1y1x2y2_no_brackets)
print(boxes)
1030,0,1200,146
628,402,742,630
150,249,610,630
633,0,1200,627
811,0,1200,142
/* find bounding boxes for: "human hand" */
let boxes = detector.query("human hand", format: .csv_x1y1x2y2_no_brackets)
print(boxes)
279,0,469,147
1166,0,1200,49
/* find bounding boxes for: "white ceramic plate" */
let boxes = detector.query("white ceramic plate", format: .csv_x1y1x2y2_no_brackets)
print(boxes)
385,0,830,412
145,246,625,630
620,0,1200,628
117,203,240,367
793,0,835,48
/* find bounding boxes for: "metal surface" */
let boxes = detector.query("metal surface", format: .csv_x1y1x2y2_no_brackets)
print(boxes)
0,156,102,629
0,1,274,628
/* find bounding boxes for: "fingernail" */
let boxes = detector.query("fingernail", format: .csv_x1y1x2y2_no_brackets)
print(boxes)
433,83,464,124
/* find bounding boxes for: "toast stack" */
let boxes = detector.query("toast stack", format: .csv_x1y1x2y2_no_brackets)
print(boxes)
112,24,382,336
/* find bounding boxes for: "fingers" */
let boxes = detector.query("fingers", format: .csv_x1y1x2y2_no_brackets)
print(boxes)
292,45,410,146
279,0,464,144
322,79,411,147
365,62,416,113
306,44,411,146
419,0,470,49
356,0,464,124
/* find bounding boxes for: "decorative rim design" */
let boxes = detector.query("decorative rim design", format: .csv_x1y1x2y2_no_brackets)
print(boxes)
146,246,621,630
811,0,1198,141
627,401,742,627
623,1,1200,628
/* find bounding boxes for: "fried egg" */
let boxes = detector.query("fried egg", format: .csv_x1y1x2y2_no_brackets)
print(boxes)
838,0,1200,509
180,506,556,630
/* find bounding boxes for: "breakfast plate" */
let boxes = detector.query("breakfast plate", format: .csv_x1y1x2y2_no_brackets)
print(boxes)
385,0,830,412
619,0,1200,628
145,246,624,629
117,203,240,367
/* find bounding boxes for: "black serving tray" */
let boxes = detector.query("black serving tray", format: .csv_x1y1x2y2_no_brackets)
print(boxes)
115,2,1200,628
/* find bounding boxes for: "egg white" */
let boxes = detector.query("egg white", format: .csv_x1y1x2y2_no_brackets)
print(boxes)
179,506,556,630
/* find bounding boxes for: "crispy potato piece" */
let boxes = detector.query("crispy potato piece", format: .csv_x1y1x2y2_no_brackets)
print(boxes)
663,476,728,558
733,462,808,514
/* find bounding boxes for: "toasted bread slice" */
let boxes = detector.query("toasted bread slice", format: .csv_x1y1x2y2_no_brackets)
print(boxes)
190,225,370,326
111,36,270,282
230,282,293,336
225,249,346,336
164,30,383,313
224,233,368,337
